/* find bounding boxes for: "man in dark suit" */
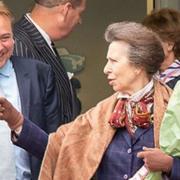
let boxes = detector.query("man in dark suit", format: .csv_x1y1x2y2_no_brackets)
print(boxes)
13,0,86,122
0,2,60,180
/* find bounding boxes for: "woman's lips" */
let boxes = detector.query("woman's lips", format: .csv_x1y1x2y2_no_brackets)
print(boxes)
108,79,114,86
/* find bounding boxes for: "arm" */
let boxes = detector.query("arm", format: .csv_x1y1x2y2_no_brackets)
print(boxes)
13,38,37,59
169,157,180,180
43,67,61,133
14,119,48,160
0,97,48,160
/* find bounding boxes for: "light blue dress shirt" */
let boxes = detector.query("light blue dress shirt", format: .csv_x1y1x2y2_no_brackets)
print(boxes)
0,60,31,180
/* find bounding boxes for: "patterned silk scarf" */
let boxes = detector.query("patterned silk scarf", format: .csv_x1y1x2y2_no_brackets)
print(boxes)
156,59,180,83
109,81,154,135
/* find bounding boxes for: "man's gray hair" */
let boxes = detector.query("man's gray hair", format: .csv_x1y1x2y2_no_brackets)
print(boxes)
34,0,83,8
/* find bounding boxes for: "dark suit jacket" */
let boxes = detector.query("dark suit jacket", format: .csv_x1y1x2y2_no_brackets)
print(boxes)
13,15,79,123
11,56,61,180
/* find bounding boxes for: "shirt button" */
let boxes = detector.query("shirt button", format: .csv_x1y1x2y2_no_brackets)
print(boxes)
123,174,128,179
127,148,132,154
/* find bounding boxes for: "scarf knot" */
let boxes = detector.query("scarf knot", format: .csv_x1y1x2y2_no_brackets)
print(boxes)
109,91,153,135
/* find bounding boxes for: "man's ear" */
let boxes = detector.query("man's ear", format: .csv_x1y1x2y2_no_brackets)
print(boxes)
59,2,72,20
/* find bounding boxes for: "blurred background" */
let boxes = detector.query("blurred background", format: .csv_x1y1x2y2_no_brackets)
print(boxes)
4,0,180,112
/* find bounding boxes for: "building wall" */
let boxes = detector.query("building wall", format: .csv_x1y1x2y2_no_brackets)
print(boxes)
59,0,147,111
155,0,180,10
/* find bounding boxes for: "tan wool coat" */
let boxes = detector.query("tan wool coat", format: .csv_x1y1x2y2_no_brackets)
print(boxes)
39,80,172,180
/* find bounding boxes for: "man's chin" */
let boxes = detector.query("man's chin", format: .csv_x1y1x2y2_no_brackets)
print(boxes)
0,63,6,68
0,60,8,68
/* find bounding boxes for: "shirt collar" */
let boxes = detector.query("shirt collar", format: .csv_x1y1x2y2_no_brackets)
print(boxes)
0,60,13,77
25,13,52,48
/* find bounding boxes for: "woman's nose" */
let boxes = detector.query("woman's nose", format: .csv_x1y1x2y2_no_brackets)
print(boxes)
103,62,110,75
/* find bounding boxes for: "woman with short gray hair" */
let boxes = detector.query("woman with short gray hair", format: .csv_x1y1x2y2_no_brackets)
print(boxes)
0,22,179,179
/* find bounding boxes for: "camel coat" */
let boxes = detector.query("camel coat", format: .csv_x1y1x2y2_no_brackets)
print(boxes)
39,80,172,180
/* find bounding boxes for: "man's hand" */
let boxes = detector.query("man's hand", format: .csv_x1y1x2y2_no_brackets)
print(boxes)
137,147,173,173
0,97,24,130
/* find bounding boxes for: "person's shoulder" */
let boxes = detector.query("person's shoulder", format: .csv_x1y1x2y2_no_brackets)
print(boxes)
97,93,117,106
14,15,27,28
167,76,180,89
85,93,117,116
154,79,173,103
13,15,31,38
11,55,51,70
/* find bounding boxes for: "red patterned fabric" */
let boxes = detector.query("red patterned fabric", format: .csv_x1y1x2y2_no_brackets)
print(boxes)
109,92,153,135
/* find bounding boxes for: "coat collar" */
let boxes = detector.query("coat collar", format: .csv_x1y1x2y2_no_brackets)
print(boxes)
14,16,59,62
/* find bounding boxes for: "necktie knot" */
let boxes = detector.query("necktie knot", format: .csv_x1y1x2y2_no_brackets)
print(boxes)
51,42,60,58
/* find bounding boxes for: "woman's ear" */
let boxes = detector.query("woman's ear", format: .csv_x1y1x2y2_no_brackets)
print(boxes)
167,42,174,52
134,67,142,75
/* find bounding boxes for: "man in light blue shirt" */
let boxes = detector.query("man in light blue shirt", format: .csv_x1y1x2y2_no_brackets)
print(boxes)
0,2,61,179
0,60,31,180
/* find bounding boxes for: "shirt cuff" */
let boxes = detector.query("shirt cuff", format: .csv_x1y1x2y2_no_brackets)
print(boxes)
11,125,22,142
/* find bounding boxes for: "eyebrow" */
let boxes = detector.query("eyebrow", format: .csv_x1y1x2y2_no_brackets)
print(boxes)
107,57,120,62
0,33,12,36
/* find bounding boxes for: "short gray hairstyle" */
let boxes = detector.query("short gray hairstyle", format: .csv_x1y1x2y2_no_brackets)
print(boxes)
105,21,164,76
34,0,83,8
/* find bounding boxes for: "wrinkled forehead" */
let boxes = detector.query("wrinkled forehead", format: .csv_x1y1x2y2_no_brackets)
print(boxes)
107,41,130,60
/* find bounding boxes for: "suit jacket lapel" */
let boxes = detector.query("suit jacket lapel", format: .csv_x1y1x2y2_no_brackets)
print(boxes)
20,17,67,75
16,16,72,96
121,130,131,147
11,57,31,117
121,127,150,147
15,16,74,120
132,126,153,146
15,16,56,59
